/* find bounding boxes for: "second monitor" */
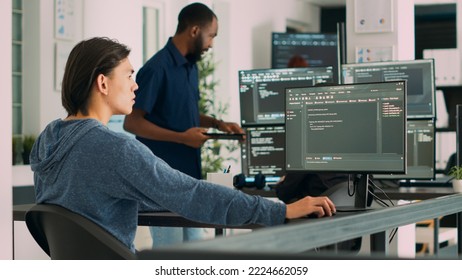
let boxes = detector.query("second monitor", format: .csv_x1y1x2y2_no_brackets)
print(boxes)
271,32,340,83
341,59,435,119
239,67,334,126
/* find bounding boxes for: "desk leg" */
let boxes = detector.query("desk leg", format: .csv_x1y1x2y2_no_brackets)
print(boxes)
215,228,224,236
433,217,439,255
370,231,388,256
458,212,462,256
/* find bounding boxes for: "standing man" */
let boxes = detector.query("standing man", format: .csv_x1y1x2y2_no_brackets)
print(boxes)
123,3,243,247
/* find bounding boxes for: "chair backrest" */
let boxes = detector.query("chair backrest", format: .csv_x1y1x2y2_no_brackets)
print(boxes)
25,204,136,260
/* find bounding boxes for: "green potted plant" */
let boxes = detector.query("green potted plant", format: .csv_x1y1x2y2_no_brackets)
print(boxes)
448,165,462,192
22,135,36,165
198,52,238,178
12,135,23,165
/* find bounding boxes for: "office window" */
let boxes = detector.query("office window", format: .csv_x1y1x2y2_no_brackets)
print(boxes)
142,1,164,63
415,4,456,59
143,7,159,63
12,0,23,139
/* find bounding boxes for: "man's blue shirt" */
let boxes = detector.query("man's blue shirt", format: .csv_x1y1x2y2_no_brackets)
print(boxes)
134,38,202,179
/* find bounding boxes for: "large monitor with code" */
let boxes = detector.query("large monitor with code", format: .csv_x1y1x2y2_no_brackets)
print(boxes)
239,67,334,126
341,59,435,119
271,32,340,83
285,81,407,208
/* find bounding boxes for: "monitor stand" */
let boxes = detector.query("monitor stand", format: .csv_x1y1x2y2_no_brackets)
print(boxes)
354,174,369,208
328,174,370,212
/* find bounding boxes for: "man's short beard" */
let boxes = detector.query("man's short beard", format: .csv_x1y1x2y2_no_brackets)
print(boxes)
191,35,204,61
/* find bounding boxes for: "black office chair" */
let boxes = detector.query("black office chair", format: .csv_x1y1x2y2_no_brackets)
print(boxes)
25,204,136,260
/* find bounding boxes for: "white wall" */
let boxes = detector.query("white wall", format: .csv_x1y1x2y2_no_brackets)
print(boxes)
83,0,143,73
0,0,13,260
22,0,84,135
83,0,191,80
345,0,414,63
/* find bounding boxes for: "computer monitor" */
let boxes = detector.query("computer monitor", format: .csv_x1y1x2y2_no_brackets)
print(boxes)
285,81,407,208
271,32,340,83
241,125,285,184
374,119,435,180
239,67,334,126
341,59,435,119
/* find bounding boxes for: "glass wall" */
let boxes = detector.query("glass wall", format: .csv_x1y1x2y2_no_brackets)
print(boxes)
12,0,23,165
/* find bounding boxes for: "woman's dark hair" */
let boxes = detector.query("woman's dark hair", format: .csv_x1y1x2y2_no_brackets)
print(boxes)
175,2,217,34
61,37,131,116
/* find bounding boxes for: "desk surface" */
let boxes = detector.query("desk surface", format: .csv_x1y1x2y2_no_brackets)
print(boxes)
376,186,455,200
13,203,34,222
137,211,260,229
160,193,462,255
14,194,462,257
13,204,260,230
13,186,457,229
245,186,456,201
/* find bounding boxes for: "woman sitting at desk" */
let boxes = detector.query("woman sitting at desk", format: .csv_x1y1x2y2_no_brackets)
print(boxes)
30,37,336,252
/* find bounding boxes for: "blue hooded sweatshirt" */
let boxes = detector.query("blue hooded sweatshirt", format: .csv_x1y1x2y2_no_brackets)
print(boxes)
30,119,286,251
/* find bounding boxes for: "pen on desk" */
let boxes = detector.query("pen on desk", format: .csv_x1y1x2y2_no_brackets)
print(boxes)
225,165,231,173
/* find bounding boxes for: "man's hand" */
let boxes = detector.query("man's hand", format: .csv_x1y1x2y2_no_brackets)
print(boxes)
180,127,210,148
217,121,244,134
